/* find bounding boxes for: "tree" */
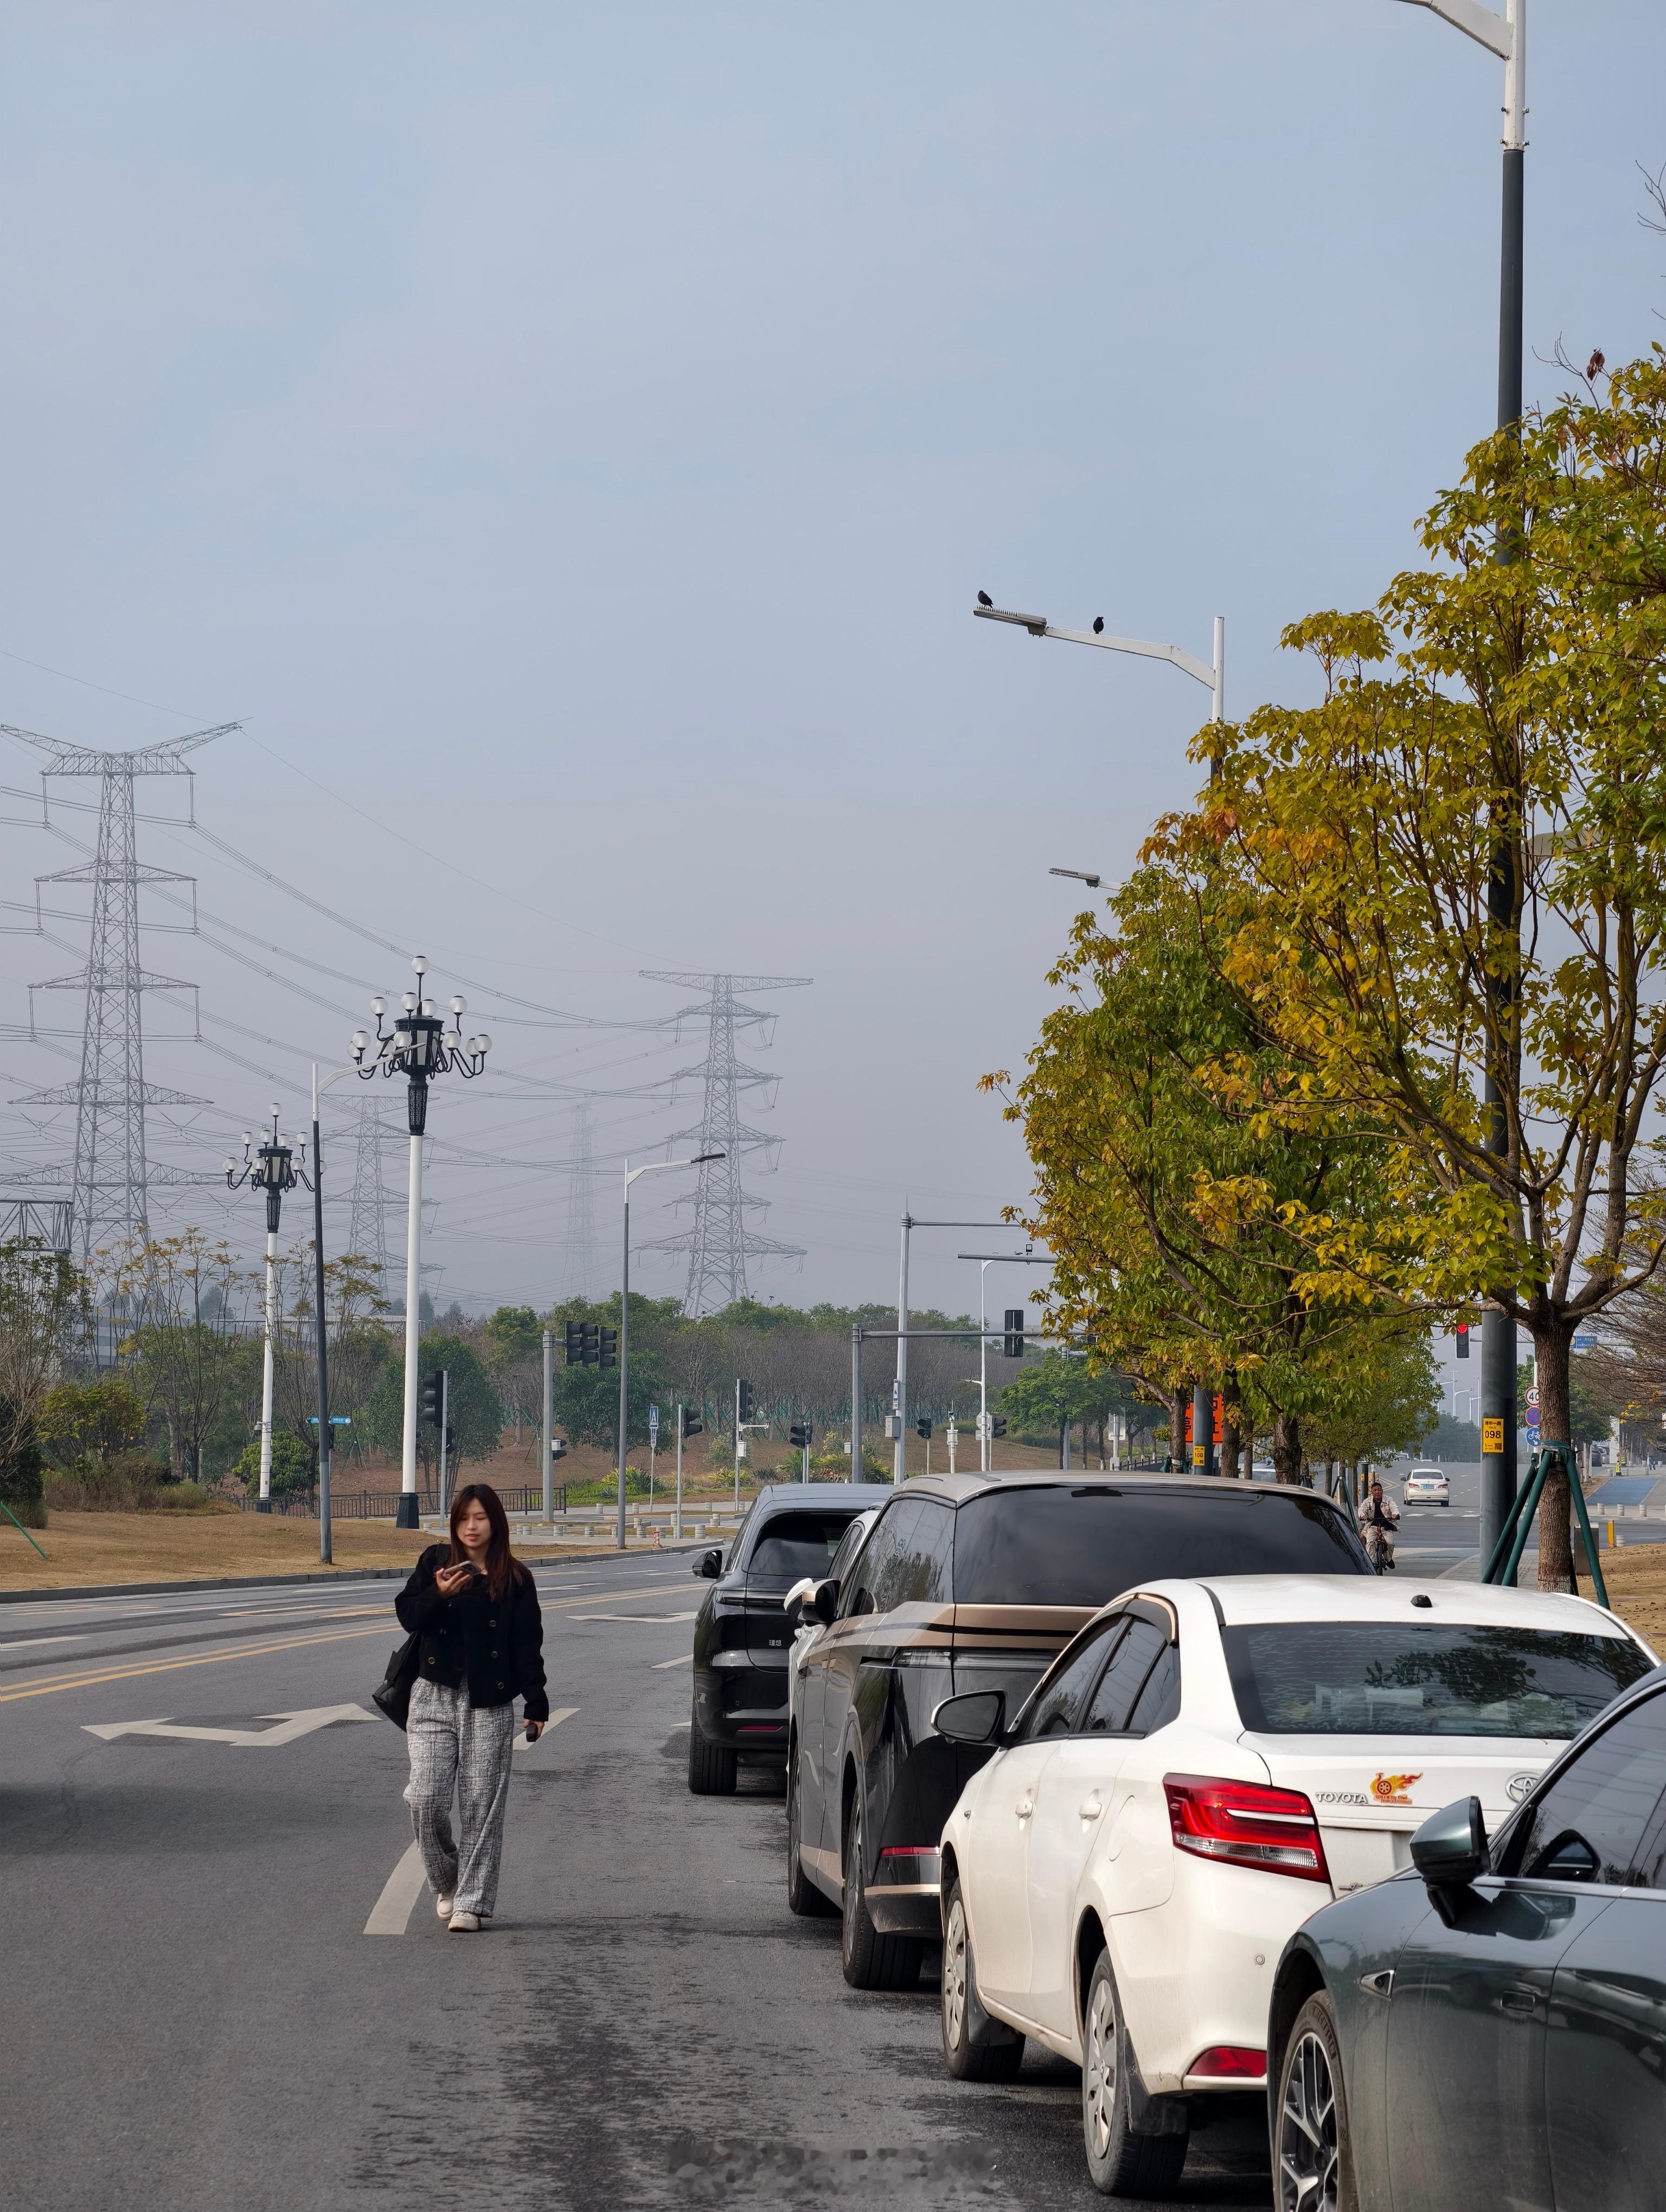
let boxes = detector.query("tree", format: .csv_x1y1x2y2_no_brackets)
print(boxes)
1173,349,1666,1587
232,1427,313,1496
38,1374,146,1471
0,1240,89,1527
361,1334,503,1474
998,1352,1105,1465
111,1232,247,1481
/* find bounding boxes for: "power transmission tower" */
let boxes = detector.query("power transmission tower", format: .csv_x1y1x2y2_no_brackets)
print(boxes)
346,1097,393,1290
5,723,237,1264
565,1099,597,1297
640,971,810,1317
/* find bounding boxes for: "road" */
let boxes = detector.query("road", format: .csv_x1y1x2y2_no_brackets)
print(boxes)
1,1552,1270,2212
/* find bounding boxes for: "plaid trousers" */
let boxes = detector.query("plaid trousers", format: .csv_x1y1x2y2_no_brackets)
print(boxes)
405,1677,516,1917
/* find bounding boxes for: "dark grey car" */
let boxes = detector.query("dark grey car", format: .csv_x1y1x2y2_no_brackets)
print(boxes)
1268,1656,1665,2212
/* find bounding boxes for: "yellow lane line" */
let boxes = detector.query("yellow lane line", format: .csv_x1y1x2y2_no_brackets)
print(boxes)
0,1623,396,1703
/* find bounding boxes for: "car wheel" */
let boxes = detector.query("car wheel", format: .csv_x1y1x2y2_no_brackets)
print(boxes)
940,1879,1024,2081
786,1746,837,1917
841,1792,921,1991
687,1700,737,1796
1274,1992,1357,2212
1080,1949,1187,2198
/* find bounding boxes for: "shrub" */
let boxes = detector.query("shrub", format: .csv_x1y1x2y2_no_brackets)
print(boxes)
232,1429,313,1496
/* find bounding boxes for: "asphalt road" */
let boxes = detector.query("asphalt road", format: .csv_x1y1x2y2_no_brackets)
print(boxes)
1,1552,1270,2212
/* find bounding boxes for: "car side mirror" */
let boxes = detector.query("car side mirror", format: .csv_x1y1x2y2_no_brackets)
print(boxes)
808,1578,840,1625
1412,1797,1490,1894
783,1576,816,1625
932,1689,1008,1746
691,1548,722,1580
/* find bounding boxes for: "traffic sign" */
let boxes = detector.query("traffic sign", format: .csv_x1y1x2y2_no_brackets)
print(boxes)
1526,1405,1541,1430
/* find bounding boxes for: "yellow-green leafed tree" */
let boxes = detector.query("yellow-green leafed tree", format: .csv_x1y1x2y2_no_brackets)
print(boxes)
1164,349,1666,1588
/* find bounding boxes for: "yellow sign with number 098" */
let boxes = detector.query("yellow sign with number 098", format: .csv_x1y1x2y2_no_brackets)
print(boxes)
1482,1417,1505,1454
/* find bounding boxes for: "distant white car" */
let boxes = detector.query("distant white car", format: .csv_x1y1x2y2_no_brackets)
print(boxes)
1250,1458,1276,1482
934,1573,1653,2197
1401,1467,1451,1506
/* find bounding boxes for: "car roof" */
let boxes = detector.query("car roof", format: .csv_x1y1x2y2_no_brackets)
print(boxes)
1140,1573,1637,1637
892,1472,1355,1512
750,1483,892,1510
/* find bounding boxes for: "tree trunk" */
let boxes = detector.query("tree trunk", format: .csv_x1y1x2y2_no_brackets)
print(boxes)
1220,1379,1243,1480
1168,1386,1188,1474
1534,1322,1578,1593
1272,1411,1302,1486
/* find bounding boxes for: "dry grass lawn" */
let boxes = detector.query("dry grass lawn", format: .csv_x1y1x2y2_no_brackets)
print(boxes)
1578,1540,1666,1653
0,1510,621,1592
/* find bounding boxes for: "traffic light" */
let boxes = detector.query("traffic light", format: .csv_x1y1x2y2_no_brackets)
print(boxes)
1003,1308,1025,1359
1456,1324,1470,1360
789,1422,811,1451
598,1327,618,1370
738,1379,756,1422
682,1407,703,1439
421,1372,443,1425
916,1417,933,1441
565,1321,600,1367
989,1414,1007,1441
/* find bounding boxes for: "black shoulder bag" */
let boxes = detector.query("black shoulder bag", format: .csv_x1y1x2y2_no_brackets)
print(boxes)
372,1631,421,1729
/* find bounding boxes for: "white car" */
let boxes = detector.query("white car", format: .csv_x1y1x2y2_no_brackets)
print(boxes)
934,1574,1654,2197
1249,1458,1276,1482
1401,1466,1451,1506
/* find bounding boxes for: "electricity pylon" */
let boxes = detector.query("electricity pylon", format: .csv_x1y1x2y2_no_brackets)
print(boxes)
639,971,809,1316
346,1097,393,1290
6,723,236,1264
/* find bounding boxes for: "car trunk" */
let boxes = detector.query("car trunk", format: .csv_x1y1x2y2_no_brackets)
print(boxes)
1242,1737,1555,1896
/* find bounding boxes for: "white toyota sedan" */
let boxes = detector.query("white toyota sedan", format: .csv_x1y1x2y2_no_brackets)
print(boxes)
1401,1467,1451,1506
934,1574,1654,2198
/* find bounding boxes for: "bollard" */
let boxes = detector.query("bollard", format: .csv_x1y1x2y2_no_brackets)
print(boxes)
1610,1519,1617,1551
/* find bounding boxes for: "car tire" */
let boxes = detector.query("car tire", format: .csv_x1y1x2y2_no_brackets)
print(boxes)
687,1702,737,1796
940,1878,1024,2081
1273,1991,1357,2212
1080,1949,1188,2198
841,1792,921,1991
786,1746,837,1917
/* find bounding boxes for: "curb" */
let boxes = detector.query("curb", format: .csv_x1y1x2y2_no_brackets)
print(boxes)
0,1541,699,1607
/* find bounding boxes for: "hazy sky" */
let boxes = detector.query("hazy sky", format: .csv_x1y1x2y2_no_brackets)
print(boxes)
0,1,1660,1330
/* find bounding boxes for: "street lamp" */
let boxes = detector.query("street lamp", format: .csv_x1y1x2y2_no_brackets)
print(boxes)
225,1107,308,1515
351,956,490,1529
959,1250,1054,1471
890,1214,1014,1484
974,600,1225,769
616,1152,724,1550
1388,0,1526,1586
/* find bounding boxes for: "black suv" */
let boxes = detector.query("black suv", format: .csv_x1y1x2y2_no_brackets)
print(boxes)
688,1483,892,1794
787,1473,1373,1989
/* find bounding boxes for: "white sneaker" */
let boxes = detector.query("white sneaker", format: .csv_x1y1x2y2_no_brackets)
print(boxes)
447,1910,481,1933
436,1893,454,1920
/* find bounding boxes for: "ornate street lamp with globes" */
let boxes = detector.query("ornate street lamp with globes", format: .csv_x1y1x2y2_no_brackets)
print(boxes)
350,955,490,1528
225,1108,310,1514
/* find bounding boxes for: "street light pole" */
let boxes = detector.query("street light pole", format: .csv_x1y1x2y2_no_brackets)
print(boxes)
311,1068,331,1562
541,1327,554,1525
892,1215,1013,1483
616,1152,724,1551
350,957,491,1531
973,602,1226,774
1394,0,1525,1580
959,1250,1054,1470
223,1107,306,1516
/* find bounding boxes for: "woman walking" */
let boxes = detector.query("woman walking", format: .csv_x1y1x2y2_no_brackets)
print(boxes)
396,1482,548,1931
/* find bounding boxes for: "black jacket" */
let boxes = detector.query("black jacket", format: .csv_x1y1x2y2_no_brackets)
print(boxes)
395,1545,549,1722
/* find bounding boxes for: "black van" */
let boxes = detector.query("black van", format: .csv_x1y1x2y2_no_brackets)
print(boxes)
787,1473,1372,1989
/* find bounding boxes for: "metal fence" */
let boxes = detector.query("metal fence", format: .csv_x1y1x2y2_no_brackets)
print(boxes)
238,1486,568,1521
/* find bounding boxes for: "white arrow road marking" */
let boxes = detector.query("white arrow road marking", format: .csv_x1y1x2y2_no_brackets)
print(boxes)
366,1707,578,1934
652,1652,695,1669
512,1703,578,1753
567,1611,699,1624
82,1703,380,1748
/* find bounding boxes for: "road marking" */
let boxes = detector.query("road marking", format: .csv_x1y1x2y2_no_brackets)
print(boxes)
512,1703,578,1753
652,1652,695,1669
363,1842,427,1937
0,1622,395,1704
567,1611,699,1624
215,1605,390,1622
82,1703,379,1749
0,1635,89,1652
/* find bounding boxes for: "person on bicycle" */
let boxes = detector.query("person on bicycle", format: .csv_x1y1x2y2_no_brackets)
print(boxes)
1357,1477,1400,1571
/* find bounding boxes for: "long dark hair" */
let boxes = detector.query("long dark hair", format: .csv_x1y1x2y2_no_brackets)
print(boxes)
447,1482,521,1597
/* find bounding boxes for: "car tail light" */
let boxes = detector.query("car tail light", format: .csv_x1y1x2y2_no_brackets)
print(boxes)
1163,1773,1329,1885
1188,2046,1266,2079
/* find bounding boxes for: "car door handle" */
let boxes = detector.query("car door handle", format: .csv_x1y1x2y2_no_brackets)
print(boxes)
1015,1797,1033,1819
1500,1986,1541,2015
1079,1796,1103,1821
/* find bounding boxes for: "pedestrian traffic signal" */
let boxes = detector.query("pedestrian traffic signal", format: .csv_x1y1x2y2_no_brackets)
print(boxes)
738,1379,756,1422
565,1320,600,1366
1003,1308,1025,1359
789,1422,811,1450
598,1327,618,1369
917,1417,932,1441
421,1372,443,1424
1456,1324,1470,1360
682,1407,703,1439
989,1414,1007,1440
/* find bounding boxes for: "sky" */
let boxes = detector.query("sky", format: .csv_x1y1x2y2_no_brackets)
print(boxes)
0,0,1661,1333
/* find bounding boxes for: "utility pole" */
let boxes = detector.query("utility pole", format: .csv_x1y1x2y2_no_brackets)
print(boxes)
617,1151,724,1550
675,1401,684,1541
891,1216,1013,1480
311,1068,332,1564
438,1369,450,1516
541,1327,554,1524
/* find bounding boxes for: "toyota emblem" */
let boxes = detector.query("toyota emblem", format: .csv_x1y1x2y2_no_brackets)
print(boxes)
1506,1773,1535,1804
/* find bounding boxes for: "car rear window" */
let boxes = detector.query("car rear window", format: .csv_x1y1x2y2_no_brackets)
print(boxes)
951,1485,1370,1606
746,1510,862,1585
1223,1622,1652,1739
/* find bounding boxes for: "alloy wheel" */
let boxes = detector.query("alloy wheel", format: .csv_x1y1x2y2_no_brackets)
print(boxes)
1278,2030,1340,2212
943,1897,969,2050
1082,1969,1118,2161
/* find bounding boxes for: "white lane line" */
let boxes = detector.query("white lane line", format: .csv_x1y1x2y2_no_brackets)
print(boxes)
0,1635,89,1653
652,1652,695,1670
364,1842,427,1937
512,1704,578,1754
567,1611,698,1624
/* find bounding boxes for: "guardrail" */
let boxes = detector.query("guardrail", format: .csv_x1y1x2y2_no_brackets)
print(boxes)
239,1487,569,1521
